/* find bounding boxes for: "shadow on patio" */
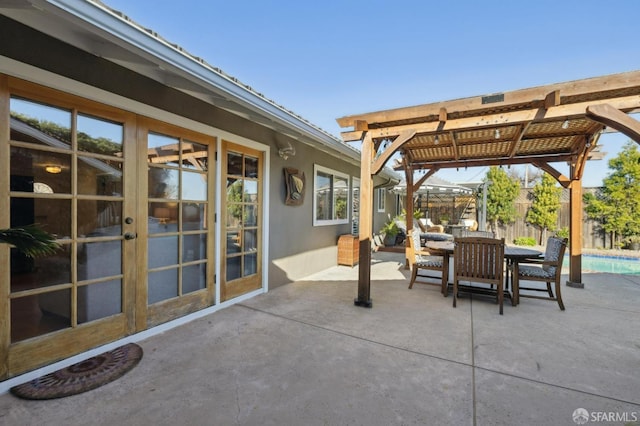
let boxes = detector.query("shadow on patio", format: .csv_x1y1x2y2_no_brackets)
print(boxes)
1,251,639,425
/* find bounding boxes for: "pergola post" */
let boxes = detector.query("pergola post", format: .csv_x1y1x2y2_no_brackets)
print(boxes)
355,133,374,307
404,162,414,269
566,180,584,288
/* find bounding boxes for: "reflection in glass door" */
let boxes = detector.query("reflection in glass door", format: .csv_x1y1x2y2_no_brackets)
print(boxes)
221,141,262,301
7,92,134,374
143,126,214,327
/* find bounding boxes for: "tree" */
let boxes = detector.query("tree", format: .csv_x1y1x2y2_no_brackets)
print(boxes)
526,172,562,244
584,141,640,248
484,166,520,238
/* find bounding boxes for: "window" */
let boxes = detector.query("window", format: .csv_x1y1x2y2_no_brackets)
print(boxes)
313,165,349,226
377,188,386,212
352,178,360,235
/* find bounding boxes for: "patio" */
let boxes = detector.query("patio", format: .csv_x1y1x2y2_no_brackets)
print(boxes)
1,251,639,425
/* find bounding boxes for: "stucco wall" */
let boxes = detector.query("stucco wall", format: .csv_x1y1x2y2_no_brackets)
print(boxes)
1,16,395,289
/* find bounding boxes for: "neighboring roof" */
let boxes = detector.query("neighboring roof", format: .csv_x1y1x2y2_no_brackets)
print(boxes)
391,175,473,195
337,71,640,178
0,0,400,181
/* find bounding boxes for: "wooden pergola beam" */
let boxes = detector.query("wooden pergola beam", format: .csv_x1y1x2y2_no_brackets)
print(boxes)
586,103,640,142
371,129,417,175
337,70,640,128
344,94,640,141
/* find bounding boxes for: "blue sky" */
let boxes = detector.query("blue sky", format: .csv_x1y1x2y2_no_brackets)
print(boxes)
103,0,640,186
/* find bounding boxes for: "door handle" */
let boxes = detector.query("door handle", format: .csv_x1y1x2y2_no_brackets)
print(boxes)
124,232,137,240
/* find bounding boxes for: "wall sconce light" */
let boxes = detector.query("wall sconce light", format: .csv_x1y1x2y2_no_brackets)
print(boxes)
277,140,296,160
494,129,501,139
434,135,439,145
45,165,62,174
562,119,570,129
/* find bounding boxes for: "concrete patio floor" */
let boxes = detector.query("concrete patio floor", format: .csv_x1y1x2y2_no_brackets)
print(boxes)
1,251,639,425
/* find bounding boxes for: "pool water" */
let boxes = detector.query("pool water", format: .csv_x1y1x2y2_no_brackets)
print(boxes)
563,255,640,274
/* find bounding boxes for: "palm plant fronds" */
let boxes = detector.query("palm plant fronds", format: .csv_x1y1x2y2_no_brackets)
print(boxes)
0,224,61,258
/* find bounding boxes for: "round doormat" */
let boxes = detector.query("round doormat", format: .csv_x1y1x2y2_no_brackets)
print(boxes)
10,343,143,400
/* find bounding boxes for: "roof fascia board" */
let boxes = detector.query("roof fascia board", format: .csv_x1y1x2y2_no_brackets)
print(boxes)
38,0,364,162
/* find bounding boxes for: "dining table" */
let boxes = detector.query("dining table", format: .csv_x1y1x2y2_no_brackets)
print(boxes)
424,240,542,296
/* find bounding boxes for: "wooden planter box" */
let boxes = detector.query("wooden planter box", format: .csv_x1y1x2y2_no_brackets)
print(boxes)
338,234,359,267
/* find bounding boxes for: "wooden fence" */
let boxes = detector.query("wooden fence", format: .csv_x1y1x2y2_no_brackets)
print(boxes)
418,188,608,249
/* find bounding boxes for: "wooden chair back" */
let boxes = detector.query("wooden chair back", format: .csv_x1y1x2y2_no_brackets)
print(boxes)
453,236,506,314
453,237,505,284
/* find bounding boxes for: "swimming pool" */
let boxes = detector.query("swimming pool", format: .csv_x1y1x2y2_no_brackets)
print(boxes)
563,254,640,274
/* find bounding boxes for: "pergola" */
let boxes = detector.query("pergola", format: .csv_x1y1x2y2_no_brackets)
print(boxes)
337,70,640,307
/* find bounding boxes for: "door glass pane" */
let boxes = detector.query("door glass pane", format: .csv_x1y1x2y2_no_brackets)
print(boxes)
11,247,71,291
148,133,180,166
243,229,257,251
182,264,206,294
78,200,122,237
10,197,70,239
148,202,178,233
11,147,71,193
77,114,123,155
244,205,257,226
226,256,241,281
226,231,241,254
181,170,206,201
78,241,122,281
148,236,179,269
183,203,205,230
183,234,206,261
149,168,179,199
10,97,72,148
78,157,123,196
245,156,258,178
11,289,71,342
182,141,208,171
244,253,257,276
148,269,179,304
227,152,242,175
243,180,257,202
77,280,122,324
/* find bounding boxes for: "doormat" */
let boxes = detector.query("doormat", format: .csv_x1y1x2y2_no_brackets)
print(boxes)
10,343,143,400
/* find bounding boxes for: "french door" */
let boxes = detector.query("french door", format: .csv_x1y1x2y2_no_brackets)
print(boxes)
138,120,215,327
3,78,137,376
221,141,263,301
2,77,216,378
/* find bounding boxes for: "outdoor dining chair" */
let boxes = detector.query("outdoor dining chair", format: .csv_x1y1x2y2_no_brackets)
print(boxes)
453,236,506,314
512,236,568,310
408,229,448,295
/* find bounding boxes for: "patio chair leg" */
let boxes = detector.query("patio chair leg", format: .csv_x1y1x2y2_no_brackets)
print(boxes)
546,281,553,298
408,268,417,289
441,274,448,297
453,280,457,308
555,280,565,311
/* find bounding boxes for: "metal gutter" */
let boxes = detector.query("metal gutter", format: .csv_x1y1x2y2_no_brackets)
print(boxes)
35,0,368,164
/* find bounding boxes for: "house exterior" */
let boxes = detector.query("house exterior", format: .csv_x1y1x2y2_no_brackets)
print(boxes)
0,0,399,383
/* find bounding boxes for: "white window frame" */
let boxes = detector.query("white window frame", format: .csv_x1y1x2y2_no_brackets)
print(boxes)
313,164,350,226
377,187,386,212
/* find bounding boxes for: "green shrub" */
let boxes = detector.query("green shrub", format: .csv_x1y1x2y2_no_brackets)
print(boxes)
513,236,536,246
555,227,569,240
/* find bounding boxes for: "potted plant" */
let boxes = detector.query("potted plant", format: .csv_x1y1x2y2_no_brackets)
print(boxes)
0,224,60,258
380,220,400,246
439,213,450,227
